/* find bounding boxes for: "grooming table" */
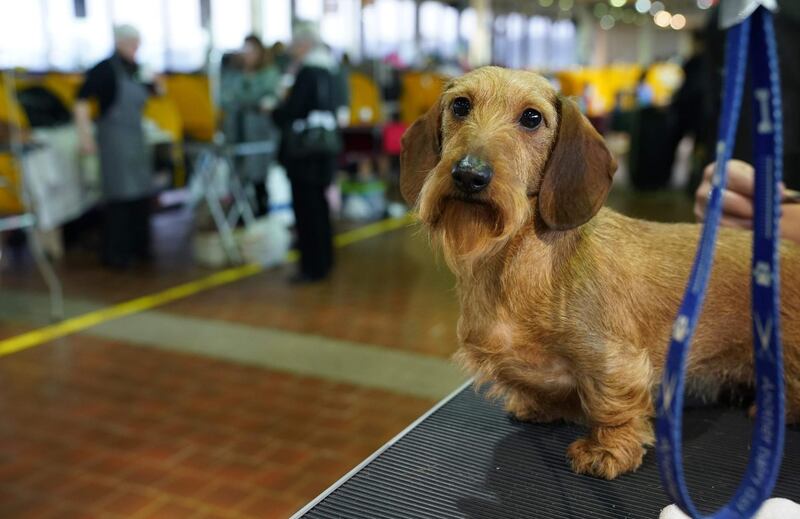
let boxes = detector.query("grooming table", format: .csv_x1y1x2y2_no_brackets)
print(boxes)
292,381,800,519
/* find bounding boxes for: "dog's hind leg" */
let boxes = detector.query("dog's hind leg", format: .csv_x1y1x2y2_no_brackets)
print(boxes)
567,349,655,479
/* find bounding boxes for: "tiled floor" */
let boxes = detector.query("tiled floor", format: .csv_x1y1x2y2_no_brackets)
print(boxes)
0,187,696,518
0,336,432,518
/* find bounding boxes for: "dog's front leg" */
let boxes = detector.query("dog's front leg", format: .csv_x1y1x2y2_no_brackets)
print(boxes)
567,352,655,479
504,385,581,423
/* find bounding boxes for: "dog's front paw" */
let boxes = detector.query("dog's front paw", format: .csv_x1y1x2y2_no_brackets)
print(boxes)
567,437,644,480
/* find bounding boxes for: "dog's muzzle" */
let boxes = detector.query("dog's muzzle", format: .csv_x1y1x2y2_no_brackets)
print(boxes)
451,155,493,194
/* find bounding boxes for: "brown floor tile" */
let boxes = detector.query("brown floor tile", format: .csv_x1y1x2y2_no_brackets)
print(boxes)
61,478,118,508
143,500,204,519
155,472,214,500
99,489,158,516
239,493,304,519
0,334,432,515
198,482,253,511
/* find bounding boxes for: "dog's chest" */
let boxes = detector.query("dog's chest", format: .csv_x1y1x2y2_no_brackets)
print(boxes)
457,314,575,390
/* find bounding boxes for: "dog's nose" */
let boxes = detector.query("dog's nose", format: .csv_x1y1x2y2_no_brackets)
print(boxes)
451,155,493,194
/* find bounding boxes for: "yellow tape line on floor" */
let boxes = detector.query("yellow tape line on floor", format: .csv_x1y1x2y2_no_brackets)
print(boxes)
0,214,415,357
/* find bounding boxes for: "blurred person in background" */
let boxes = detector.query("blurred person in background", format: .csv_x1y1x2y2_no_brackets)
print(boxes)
271,41,291,73
273,21,347,283
695,1,799,193
221,34,281,217
670,30,714,191
74,24,159,269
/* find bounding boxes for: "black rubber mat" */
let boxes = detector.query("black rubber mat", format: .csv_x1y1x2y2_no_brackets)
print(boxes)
297,383,800,519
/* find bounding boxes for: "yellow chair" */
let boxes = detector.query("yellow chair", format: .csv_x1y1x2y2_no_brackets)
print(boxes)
0,73,29,214
42,73,84,109
349,72,382,126
646,62,684,107
144,95,187,186
164,74,216,142
399,71,446,125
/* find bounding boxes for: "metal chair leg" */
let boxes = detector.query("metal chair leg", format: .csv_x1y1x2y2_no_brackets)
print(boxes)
224,156,256,229
25,227,63,321
200,155,242,264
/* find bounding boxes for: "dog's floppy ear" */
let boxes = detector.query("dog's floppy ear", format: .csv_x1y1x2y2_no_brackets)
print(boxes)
400,101,442,206
537,96,617,230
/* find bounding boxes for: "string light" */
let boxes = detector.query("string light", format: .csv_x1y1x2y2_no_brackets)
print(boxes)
594,3,609,17
610,0,626,7
654,10,671,27
670,13,686,30
649,1,664,15
600,14,616,29
697,0,713,9
634,0,651,14
622,10,636,23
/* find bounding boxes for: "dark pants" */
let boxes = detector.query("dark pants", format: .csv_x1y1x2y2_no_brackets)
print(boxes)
290,180,333,280
102,197,151,267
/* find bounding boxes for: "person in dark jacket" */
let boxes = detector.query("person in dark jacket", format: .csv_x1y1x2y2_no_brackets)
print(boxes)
273,22,345,283
75,25,158,268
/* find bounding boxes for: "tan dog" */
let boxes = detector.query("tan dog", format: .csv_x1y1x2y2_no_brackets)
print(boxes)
400,66,800,480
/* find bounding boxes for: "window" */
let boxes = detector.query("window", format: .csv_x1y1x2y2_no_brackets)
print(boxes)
210,0,251,52
320,0,360,58
262,0,292,45
362,0,416,62
75,0,115,68
44,0,80,70
0,0,48,70
111,0,166,71
295,0,324,21
165,0,206,71
550,19,577,70
527,16,551,69
419,1,459,59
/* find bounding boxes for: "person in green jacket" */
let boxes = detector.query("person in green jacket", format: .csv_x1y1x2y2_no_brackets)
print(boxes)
221,35,281,216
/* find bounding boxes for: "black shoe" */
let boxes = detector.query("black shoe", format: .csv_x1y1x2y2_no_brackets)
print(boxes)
289,272,326,285
102,257,134,270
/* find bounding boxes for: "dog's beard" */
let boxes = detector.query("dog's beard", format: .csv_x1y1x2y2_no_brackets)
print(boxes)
417,172,531,277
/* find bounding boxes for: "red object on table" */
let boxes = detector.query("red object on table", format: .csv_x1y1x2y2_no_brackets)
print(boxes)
382,122,408,156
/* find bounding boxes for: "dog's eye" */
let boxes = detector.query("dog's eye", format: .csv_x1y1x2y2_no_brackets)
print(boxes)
452,97,471,118
519,108,542,130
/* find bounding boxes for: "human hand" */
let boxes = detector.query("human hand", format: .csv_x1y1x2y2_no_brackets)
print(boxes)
79,134,97,155
695,159,800,244
694,159,758,230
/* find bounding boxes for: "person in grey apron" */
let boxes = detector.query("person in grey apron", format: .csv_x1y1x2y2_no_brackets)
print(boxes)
75,25,154,268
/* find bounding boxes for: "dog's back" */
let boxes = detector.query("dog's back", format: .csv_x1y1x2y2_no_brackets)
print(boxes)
588,208,800,404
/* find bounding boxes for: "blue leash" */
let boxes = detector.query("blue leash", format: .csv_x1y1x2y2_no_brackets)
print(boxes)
656,6,784,519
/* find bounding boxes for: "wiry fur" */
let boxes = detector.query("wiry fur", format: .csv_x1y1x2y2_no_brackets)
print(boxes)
400,67,800,480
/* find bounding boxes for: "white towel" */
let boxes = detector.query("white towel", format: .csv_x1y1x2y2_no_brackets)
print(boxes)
660,498,800,519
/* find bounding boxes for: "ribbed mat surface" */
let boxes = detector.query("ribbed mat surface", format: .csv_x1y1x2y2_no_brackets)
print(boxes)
300,385,800,519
